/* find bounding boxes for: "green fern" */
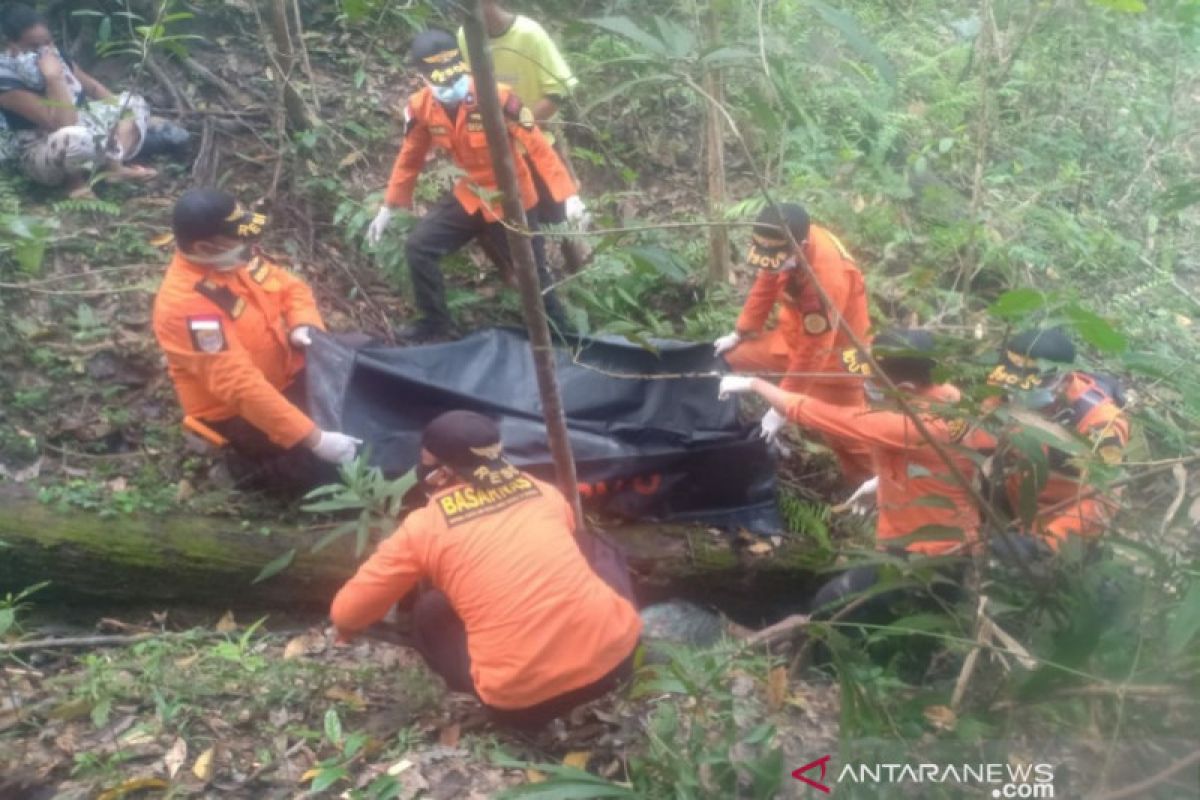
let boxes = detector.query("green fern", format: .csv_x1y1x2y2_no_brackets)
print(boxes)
52,198,121,217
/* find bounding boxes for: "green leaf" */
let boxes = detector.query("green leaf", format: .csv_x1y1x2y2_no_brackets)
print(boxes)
1157,180,1200,214
0,607,14,638
989,288,1049,318
252,548,296,584
583,16,670,58
807,0,897,88
1167,580,1200,658
324,708,343,746
1090,0,1147,11
1064,306,1127,353
312,765,348,792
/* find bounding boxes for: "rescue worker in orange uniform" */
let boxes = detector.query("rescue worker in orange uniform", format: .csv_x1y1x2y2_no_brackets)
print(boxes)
365,29,584,341
985,328,1129,552
713,203,873,484
152,188,361,492
331,411,641,729
719,330,979,614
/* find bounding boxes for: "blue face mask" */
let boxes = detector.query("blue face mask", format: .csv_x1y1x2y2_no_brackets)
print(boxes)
433,74,470,105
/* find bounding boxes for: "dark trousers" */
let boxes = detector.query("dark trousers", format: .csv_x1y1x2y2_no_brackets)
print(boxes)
204,377,338,496
404,193,568,330
526,155,586,274
411,530,638,730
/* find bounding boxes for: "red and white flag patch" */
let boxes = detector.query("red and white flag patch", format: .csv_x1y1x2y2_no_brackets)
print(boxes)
187,316,226,353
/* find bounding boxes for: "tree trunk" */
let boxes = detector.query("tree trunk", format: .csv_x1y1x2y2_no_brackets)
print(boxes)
702,1,731,284
264,0,311,132
0,493,821,619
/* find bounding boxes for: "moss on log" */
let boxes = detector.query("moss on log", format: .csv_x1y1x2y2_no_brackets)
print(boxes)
0,491,821,616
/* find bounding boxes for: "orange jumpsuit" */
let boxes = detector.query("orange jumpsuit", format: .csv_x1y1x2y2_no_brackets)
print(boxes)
384,79,576,220
1011,373,1129,549
784,384,980,556
330,473,642,710
151,251,325,448
727,225,872,481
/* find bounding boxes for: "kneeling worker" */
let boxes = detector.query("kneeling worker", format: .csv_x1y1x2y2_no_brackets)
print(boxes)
331,411,641,729
985,327,1129,551
365,29,584,341
719,330,980,613
152,188,360,493
713,203,873,483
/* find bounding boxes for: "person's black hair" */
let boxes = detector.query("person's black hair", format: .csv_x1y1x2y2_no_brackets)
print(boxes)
172,187,236,252
753,203,811,245
1,4,47,43
872,328,936,387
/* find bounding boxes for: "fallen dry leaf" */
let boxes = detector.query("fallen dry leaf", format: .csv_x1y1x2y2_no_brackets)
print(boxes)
283,630,326,660
164,736,187,779
525,769,547,783
174,653,199,669
562,751,590,770
438,722,461,747
747,541,773,556
192,746,215,781
149,232,175,247
324,686,367,711
766,666,788,711
923,705,957,732
386,758,414,776
215,611,237,633
96,777,169,800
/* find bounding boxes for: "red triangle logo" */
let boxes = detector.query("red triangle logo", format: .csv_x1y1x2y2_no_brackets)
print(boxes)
791,755,832,793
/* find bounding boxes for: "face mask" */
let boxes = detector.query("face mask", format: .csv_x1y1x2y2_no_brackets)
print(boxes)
189,244,249,270
433,74,470,105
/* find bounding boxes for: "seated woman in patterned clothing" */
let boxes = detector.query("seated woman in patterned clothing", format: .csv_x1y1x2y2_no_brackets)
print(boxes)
0,4,158,195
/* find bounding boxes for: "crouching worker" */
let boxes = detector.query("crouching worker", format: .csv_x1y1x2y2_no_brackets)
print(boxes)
331,411,642,729
984,327,1129,554
719,330,980,620
152,188,361,494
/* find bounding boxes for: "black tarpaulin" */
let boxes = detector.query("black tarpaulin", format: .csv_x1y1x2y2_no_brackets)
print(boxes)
305,327,780,531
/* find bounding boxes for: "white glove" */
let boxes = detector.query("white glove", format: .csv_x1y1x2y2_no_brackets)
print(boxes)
718,375,756,399
713,332,741,358
564,195,591,228
759,408,787,444
310,430,362,464
841,476,879,516
366,206,394,246
289,326,313,348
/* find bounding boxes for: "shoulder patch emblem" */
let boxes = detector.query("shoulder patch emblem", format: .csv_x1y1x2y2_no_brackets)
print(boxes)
841,346,871,376
803,312,829,335
946,417,968,443
187,316,226,353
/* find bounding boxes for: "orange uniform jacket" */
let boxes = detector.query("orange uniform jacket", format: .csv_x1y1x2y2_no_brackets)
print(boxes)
735,225,870,397
152,252,325,448
1020,373,1128,548
330,473,642,710
384,79,576,221
784,384,981,556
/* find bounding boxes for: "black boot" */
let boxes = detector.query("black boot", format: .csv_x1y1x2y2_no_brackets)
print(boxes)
394,318,454,344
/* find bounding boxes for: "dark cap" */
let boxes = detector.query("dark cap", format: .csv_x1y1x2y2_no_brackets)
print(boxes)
988,327,1075,389
746,203,810,271
172,188,266,250
409,29,467,87
872,328,936,385
421,410,516,485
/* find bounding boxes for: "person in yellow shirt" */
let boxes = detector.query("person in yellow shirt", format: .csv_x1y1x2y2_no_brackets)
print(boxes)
456,0,588,272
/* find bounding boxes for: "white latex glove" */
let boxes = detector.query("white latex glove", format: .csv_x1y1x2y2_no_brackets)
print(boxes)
366,206,394,246
759,408,787,444
310,430,362,464
289,326,313,348
841,476,879,516
564,195,591,228
718,375,756,400
713,331,741,358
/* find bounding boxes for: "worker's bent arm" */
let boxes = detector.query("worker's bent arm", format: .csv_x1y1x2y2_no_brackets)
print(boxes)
751,378,933,451
330,522,427,633
161,313,315,447
506,92,576,202
383,101,433,209
735,270,782,336
275,264,326,332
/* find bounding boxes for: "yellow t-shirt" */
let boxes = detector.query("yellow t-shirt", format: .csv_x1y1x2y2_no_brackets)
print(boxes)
457,15,578,110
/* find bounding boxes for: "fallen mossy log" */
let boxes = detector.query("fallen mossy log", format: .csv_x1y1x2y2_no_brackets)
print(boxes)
0,492,822,617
